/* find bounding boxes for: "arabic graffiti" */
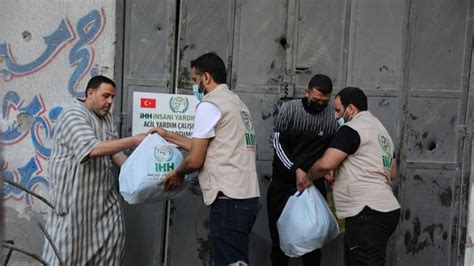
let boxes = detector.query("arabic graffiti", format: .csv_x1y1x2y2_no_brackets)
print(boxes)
0,8,106,97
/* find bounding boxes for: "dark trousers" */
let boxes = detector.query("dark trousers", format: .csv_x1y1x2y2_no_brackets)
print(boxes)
209,196,259,266
266,179,326,266
344,206,400,266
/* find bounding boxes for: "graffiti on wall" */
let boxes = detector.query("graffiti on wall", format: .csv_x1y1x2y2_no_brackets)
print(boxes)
1,91,63,205
0,8,108,206
0,8,106,97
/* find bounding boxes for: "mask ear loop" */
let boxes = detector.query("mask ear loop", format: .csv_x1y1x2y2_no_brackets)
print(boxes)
199,73,207,94
346,104,354,122
341,106,349,121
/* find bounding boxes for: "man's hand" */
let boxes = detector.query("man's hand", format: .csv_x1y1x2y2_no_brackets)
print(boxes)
296,168,312,192
148,128,169,138
324,170,335,186
148,127,190,150
163,170,185,191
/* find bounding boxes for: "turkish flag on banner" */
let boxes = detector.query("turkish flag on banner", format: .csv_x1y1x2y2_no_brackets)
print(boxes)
140,98,156,108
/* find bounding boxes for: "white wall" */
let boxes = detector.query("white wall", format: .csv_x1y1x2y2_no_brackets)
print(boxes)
0,1,115,264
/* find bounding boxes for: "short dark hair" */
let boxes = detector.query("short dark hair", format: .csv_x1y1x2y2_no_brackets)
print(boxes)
85,75,116,97
308,74,333,94
336,87,368,111
190,52,227,84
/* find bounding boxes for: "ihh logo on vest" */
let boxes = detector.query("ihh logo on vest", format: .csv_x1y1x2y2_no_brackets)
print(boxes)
240,111,256,150
240,110,254,130
169,96,189,113
378,133,393,174
154,144,175,172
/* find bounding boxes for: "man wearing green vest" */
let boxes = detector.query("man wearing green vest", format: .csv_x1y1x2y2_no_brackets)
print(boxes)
151,52,260,266
300,87,401,266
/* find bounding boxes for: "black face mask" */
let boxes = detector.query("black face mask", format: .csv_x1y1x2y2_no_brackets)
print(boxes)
302,97,327,114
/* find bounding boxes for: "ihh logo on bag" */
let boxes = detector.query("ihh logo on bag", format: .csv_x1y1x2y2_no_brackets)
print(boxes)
154,144,175,172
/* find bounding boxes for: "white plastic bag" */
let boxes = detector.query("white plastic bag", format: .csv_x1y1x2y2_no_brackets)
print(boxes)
119,133,187,204
277,185,340,257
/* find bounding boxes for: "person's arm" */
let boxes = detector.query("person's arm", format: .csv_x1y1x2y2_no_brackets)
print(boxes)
149,128,192,151
62,108,146,163
148,102,221,151
295,168,311,191
163,138,211,190
297,126,359,191
390,158,397,181
163,138,210,189
296,149,348,191
112,152,128,167
273,102,303,175
89,134,147,158
177,138,210,174
273,131,301,173
163,102,221,190
307,148,348,180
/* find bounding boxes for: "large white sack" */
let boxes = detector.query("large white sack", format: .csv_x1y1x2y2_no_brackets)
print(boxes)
119,133,187,204
277,185,340,257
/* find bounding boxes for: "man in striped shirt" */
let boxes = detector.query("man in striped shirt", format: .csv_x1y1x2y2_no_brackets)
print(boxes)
267,74,337,266
42,76,147,265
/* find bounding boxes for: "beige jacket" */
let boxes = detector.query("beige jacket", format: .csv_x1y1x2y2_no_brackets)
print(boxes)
198,84,260,205
333,111,400,218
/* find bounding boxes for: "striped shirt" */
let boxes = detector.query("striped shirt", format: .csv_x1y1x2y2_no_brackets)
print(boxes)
42,100,125,265
272,98,337,184
274,98,335,134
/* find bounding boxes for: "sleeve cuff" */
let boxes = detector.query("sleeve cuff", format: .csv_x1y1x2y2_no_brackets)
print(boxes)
78,139,101,164
290,163,300,174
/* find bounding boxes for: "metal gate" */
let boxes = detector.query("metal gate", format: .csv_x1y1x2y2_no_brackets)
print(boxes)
117,0,177,265
117,0,473,265
395,0,472,265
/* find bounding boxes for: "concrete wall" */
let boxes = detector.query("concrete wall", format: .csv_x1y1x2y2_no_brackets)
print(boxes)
0,1,115,264
466,141,474,266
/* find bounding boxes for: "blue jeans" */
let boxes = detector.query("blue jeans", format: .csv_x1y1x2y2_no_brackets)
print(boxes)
209,196,259,266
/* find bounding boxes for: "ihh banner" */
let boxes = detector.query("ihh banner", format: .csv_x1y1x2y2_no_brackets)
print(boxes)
132,92,199,137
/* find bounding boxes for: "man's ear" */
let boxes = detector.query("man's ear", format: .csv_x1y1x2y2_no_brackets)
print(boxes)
348,104,356,115
304,88,310,98
86,88,93,98
202,73,210,85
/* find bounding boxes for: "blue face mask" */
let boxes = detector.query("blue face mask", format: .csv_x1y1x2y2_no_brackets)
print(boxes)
192,84,204,101
336,116,345,128
192,76,205,101
336,107,350,128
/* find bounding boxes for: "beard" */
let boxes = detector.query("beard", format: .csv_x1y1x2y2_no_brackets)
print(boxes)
94,104,111,117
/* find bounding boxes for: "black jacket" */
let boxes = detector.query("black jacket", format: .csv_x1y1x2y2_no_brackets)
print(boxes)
271,99,337,188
